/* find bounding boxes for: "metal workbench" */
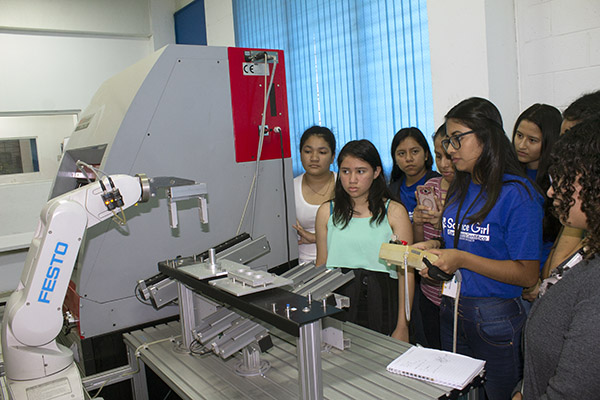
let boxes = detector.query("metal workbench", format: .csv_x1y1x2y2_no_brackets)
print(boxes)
124,320,476,400
118,257,483,400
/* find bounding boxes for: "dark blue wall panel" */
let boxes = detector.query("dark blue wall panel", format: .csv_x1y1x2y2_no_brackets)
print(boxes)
174,0,207,45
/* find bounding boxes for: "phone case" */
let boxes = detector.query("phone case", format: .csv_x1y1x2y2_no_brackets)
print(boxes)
416,185,438,211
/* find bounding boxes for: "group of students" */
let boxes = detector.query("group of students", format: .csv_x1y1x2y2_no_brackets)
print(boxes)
292,92,600,400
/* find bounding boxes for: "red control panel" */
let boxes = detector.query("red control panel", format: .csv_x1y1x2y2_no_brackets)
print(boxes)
228,47,291,163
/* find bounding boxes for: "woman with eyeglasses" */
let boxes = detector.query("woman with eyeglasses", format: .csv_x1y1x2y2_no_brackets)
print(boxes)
417,97,544,400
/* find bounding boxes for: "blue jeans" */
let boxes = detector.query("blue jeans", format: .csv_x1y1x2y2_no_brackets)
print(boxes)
440,296,525,400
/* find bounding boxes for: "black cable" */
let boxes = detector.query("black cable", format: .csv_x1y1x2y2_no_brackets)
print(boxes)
278,130,292,268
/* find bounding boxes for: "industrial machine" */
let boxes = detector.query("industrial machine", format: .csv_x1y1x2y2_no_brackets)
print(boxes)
47,45,296,378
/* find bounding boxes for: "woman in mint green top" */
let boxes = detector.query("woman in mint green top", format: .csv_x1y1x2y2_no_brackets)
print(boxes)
326,199,399,278
315,140,413,340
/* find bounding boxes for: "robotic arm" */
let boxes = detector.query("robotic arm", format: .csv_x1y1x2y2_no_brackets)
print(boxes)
1,174,150,398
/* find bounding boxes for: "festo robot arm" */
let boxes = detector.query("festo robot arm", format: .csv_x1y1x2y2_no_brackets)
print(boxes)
1,174,150,386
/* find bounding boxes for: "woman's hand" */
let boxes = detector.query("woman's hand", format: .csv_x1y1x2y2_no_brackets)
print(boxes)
292,219,316,244
512,392,523,400
412,197,443,228
522,279,541,302
419,248,464,280
412,205,430,226
412,240,441,251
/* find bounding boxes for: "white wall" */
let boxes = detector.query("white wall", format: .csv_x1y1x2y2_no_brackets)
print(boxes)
486,0,520,131
205,0,235,46
427,1,490,128
428,0,600,129
427,0,520,130
516,0,600,111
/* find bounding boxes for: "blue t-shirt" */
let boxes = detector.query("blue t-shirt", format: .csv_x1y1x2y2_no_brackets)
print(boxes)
399,175,428,221
526,168,537,182
442,175,544,298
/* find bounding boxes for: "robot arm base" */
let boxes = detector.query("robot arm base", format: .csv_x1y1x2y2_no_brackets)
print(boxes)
5,363,84,400
1,328,72,381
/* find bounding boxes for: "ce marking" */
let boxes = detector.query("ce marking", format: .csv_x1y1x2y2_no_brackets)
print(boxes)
242,62,268,76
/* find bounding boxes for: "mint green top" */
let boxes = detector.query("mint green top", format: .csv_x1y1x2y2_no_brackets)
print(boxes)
326,201,397,279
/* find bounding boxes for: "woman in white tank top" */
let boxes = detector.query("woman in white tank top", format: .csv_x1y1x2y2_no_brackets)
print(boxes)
293,126,336,264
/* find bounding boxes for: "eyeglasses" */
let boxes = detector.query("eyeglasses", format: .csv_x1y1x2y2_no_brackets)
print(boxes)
441,130,476,151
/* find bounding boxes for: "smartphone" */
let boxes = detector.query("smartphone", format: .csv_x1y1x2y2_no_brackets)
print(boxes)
416,185,438,211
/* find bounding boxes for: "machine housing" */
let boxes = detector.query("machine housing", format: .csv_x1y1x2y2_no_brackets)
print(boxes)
51,45,296,378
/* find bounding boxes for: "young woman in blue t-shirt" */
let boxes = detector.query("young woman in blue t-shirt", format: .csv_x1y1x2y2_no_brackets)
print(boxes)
315,140,413,340
418,98,544,400
389,127,440,221
512,104,562,291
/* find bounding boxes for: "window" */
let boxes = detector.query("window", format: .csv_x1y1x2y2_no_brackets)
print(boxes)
233,0,434,176
0,138,39,175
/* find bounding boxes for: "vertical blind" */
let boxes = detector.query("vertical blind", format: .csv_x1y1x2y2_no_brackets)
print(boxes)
233,0,434,177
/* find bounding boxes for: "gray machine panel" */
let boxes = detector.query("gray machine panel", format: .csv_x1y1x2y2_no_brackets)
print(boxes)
52,45,297,340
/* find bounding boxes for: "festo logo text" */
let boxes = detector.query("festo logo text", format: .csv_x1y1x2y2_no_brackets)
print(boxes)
38,242,68,304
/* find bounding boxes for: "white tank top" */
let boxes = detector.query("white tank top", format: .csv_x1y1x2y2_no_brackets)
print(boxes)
293,172,336,263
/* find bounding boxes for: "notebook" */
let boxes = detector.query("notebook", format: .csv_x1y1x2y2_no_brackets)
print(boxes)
386,346,485,390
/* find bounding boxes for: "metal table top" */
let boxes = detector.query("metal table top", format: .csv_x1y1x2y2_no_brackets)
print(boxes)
124,321,465,400
158,262,343,337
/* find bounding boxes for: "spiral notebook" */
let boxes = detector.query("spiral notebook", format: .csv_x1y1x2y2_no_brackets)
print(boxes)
386,346,485,390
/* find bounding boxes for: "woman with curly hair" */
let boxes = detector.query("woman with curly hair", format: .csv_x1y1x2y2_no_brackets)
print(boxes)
512,116,600,399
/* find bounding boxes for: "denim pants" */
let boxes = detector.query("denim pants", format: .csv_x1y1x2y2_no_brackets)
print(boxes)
440,296,525,400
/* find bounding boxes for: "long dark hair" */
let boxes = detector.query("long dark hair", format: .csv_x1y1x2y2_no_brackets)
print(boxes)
548,116,600,258
513,104,562,242
445,97,529,224
512,103,561,190
390,127,434,183
333,140,392,228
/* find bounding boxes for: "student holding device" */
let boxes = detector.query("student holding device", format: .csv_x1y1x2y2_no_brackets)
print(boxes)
417,98,544,400
410,123,455,349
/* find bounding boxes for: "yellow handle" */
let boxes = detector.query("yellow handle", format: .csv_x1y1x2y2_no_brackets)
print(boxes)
379,243,439,270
